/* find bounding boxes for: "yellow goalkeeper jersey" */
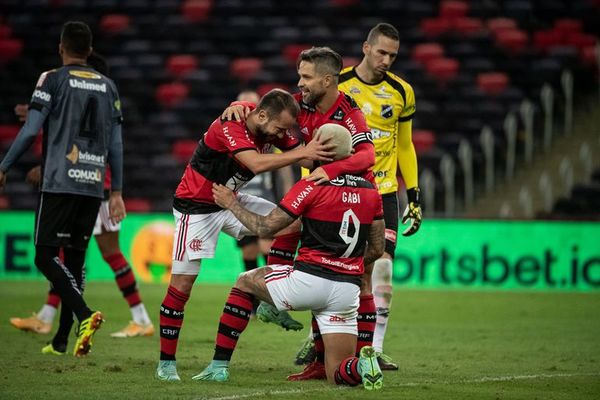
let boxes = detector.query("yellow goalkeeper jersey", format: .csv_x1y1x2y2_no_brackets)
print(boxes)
338,67,416,194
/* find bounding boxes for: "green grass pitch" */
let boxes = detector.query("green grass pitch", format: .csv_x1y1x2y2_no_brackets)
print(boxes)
0,281,598,399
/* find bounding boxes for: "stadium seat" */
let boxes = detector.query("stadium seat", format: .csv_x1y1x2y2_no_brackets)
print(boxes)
440,1,469,19
282,44,311,65
0,38,23,63
487,18,517,35
495,29,529,53
155,82,190,107
412,130,436,154
342,56,360,68
580,45,598,66
257,83,290,97
451,17,484,35
554,19,583,35
172,139,198,162
0,125,20,143
124,198,152,212
565,32,597,50
0,25,12,39
477,72,509,95
420,18,451,37
425,58,460,82
230,57,263,82
99,14,131,34
412,43,444,66
330,0,360,7
533,30,562,52
181,0,213,23
166,54,198,78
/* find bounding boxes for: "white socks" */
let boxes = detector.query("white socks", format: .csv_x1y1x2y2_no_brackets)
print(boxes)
131,303,152,326
372,258,393,353
37,304,57,324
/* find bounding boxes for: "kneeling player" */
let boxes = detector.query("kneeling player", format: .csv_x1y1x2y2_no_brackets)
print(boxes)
155,89,335,381
195,125,386,390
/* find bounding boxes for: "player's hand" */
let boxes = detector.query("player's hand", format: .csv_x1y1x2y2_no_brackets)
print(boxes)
14,104,28,122
212,183,236,209
304,167,331,185
302,136,336,162
221,105,250,122
401,187,422,236
108,191,126,224
25,166,41,186
0,170,6,191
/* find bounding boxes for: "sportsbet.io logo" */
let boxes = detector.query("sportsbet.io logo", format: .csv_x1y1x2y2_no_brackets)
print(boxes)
130,221,175,283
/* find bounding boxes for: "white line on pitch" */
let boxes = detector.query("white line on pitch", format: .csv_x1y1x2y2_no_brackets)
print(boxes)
197,372,600,400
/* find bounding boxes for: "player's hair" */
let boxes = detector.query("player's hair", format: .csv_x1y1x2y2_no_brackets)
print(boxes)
297,47,343,79
87,51,109,75
256,89,300,119
367,23,400,44
60,21,92,57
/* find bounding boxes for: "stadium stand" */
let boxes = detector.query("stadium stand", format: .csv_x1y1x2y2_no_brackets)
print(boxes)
0,0,598,216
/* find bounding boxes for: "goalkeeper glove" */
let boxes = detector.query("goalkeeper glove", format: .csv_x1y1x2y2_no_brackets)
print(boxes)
401,187,422,236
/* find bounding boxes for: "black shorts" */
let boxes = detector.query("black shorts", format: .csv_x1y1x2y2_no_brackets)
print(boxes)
34,192,102,250
381,193,399,259
236,235,258,248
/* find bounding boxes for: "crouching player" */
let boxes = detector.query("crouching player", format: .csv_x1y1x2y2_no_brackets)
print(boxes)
195,125,385,390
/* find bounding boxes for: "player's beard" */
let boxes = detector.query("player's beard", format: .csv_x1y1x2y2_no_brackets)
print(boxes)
254,123,276,143
303,87,326,106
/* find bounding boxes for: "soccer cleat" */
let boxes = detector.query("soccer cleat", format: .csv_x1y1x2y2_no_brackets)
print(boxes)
376,352,399,371
10,313,52,334
287,360,326,381
156,360,181,382
110,321,155,338
294,337,316,365
192,362,230,382
73,311,104,357
41,343,66,356
358,346,383,390
256,302,303,331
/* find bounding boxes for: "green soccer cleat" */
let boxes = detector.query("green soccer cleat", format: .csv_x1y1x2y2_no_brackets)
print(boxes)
41,343,66,356
73,311,104,357
358,346,383,390
256,302,303,331
294,336,316,365
192,361,230,382
156,360,181,382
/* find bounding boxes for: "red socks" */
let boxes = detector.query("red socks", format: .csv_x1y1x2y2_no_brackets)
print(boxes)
159,285,189,360
334,356,361,386
105,252,141,307
214,287,254,361
356,294,376,356
46,290,61,308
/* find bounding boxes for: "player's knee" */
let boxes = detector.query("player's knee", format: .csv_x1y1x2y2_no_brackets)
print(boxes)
360,273,372,295
373,258,393,284
170,273,196,296
234,270,252,292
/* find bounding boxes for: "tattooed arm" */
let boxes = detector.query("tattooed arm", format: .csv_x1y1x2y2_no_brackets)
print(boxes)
212,183,295,237
364,219,385,266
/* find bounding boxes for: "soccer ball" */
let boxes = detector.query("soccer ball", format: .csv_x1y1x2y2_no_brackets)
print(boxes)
314,123,352,160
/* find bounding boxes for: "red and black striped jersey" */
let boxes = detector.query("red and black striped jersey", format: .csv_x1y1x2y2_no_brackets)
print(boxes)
278,174,383,284
174,117,300,214
294,91,372,148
